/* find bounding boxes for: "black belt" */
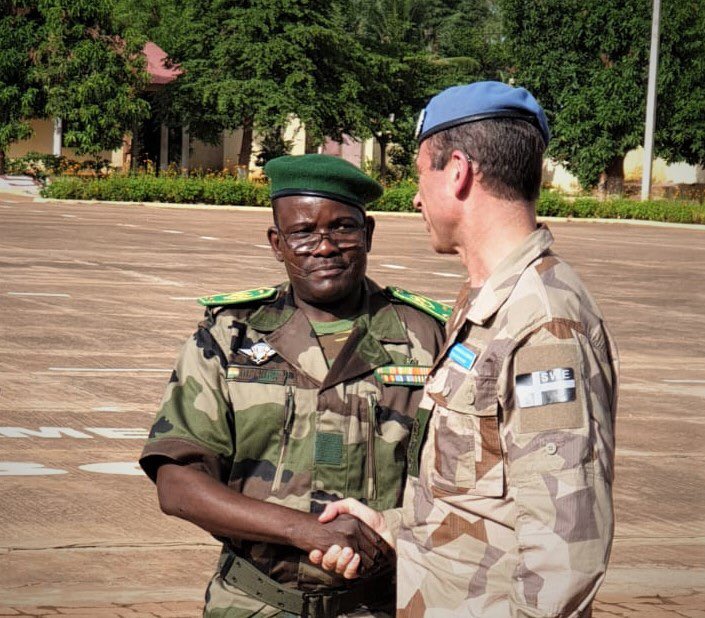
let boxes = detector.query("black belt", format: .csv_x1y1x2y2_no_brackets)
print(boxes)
220,552,393,617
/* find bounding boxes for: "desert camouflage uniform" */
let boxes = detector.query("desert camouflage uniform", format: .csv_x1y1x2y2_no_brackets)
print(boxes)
140,278,445,618
396,225,619,617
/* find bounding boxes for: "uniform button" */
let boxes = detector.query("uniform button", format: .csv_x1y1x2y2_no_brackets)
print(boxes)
545,442,557,455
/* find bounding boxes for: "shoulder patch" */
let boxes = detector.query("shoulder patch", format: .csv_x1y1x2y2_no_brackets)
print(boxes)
385,286,452,323
198,287,277,307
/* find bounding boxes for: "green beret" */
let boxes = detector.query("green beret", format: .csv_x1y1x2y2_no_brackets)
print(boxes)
264,154,383,211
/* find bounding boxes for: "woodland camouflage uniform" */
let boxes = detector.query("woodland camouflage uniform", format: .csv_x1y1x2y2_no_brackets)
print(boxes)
141,278,446,617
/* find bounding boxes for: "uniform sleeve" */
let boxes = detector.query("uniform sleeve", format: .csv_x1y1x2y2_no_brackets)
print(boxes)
501,323,617,617
140,325,234,483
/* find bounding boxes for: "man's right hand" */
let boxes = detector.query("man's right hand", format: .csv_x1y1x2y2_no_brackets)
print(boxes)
292,512,393,577
307,499,392,579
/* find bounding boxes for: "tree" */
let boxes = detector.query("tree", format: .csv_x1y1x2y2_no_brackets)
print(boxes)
500,0,705,196
33,0,149,159
151,0,372,168
0,1,42,174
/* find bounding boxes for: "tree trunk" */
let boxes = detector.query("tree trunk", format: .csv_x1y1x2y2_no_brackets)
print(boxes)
0,149,5,176
378,136,388,180
304,131,319,154
238,122,254,169
597,155,625,200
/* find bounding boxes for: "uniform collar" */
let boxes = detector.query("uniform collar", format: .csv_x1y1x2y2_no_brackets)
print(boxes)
466,224,554,325
247,278,409,389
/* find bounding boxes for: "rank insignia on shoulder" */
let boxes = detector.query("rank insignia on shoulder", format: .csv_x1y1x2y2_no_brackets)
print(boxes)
516,367,576,408
237,341,277,365
374,365,432,385
385,286,452,323
198,287,277,307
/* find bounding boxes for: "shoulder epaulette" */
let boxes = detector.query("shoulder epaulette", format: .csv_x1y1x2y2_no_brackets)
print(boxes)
385,286,452,323
198,287,278,307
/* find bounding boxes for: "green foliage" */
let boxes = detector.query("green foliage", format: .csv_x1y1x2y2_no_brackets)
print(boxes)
370,180,418,211
42,174,270,207
6,151,111,181
254,128,294,168
33,0,150,157
41,177,705,224
0,1,43,171
499,0,705,190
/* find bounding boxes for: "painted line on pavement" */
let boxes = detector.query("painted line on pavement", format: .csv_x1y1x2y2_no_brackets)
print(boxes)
48,367,171,373
431,272,464,278
7,292,71,298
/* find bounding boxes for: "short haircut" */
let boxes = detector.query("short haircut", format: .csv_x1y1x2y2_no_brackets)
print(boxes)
427,118,546,202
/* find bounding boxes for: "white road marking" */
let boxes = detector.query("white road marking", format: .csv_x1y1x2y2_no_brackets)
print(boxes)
7,292,71,298
200,235,218,240
0,462,68,476
78,462,144,476
254,244,271,249
162,229,184,234
663,379,705,384
431,272,463,278
48,367,171,373
381,264,408,270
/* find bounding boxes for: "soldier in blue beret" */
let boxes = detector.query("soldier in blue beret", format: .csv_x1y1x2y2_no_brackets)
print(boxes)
312,82,619,618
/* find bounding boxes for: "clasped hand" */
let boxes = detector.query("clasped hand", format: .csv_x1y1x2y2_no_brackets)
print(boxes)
308,498,393,579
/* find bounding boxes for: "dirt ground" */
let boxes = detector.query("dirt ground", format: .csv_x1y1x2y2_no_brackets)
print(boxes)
1,194,703,617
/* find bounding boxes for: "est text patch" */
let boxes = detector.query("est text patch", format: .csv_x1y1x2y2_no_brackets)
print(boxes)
515,367,576,408
226,365,294,385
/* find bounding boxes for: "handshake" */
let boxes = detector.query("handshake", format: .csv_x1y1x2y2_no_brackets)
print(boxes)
308,499,394,580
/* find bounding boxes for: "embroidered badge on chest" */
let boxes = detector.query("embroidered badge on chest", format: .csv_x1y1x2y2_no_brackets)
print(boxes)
516,367,576,408
237,341,277,365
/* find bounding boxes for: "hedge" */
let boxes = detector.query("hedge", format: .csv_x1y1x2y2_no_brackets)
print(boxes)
42,175,270,207
41,175,705,225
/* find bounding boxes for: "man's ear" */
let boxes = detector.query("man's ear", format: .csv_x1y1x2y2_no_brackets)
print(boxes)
267,226,285,262
364,216,375,252
449,150,473,200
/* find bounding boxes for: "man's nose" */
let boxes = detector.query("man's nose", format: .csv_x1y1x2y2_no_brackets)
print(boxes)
413,192,423,212
312,236,340,256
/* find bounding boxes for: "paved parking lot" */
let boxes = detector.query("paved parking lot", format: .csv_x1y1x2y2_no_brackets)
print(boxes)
1,195,704,617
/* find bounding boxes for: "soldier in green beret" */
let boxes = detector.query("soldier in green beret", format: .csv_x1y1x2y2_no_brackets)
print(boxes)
140,154,447,617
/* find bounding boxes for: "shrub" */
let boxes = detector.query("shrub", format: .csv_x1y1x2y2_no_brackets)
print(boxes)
40,176,705,225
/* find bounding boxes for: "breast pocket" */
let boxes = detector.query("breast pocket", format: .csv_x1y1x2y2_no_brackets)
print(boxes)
429,366,504,497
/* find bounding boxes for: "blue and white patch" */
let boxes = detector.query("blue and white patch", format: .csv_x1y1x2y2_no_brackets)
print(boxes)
448,343,477,370
516,367,576,408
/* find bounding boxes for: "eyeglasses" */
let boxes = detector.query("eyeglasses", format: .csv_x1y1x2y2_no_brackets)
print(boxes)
279,225,366,255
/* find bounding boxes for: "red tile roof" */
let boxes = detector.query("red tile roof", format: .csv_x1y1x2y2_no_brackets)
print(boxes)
144,41,181,85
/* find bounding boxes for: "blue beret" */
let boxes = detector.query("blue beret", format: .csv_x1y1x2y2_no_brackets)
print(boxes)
265,154,382,212
416,81,550,145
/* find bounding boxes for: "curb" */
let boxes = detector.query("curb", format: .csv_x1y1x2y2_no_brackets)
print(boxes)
18,195,705,230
